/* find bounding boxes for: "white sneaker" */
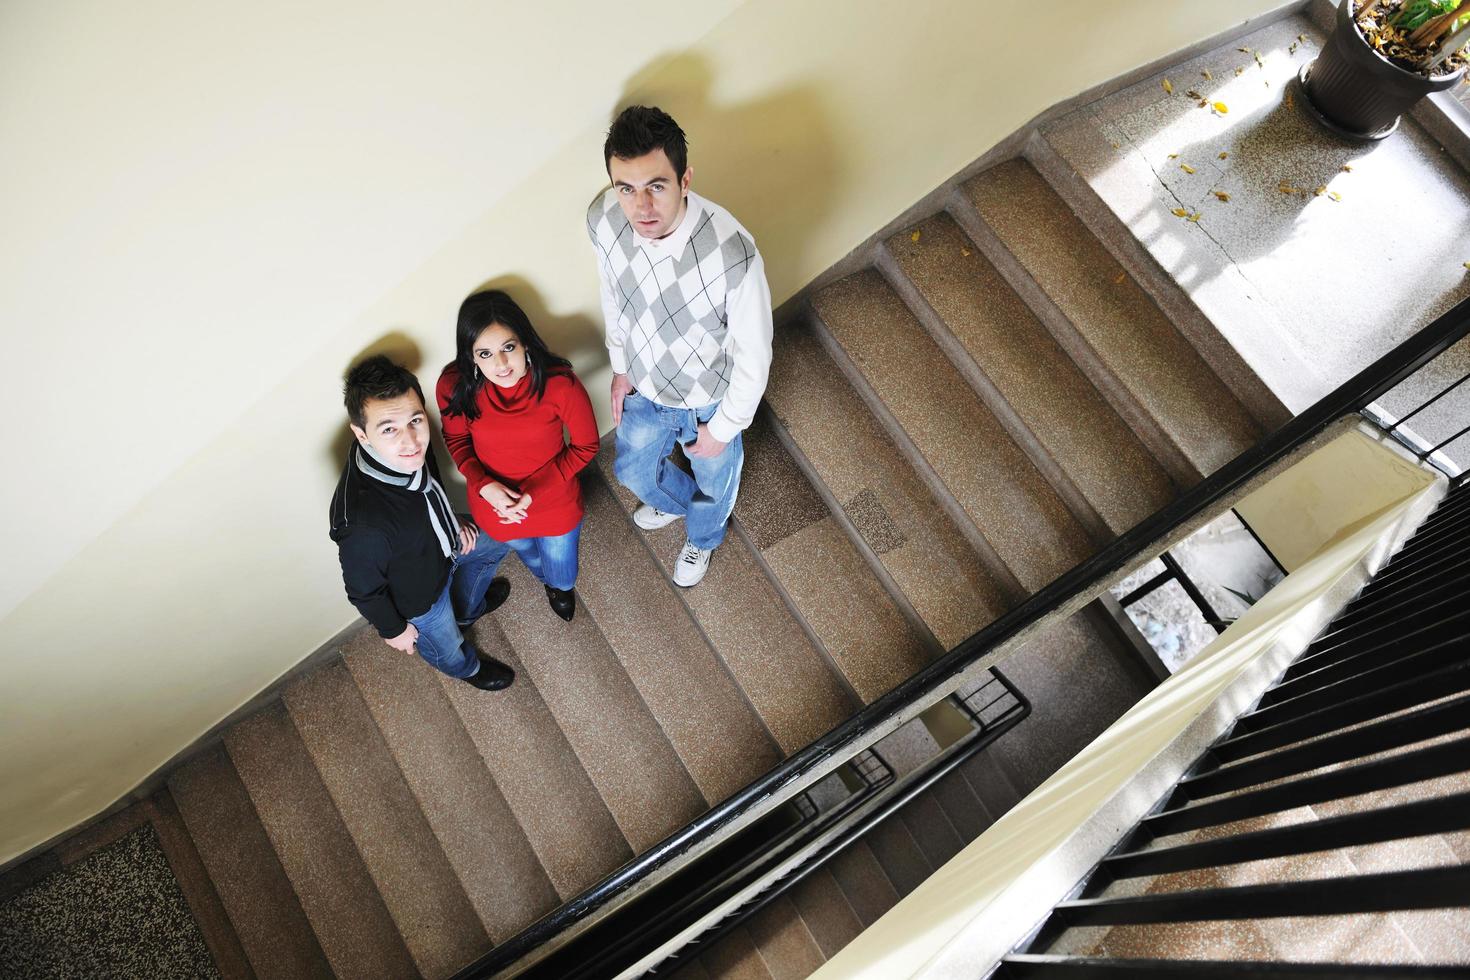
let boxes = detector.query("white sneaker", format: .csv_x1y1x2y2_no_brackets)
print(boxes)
672,541,712,587
634,504,682,530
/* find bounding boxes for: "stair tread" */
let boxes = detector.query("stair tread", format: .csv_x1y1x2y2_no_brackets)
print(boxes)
441,624,631,899
222,702,418,979
735,412,935,702
283,659,488,978
929,764,993,844
166,746,331,980
827,839,901,927
596,449,856,752
767,318,1010,647
576,472,783,803
865,814,934,898
699,926,775,980
744,896,827,980
887,210,1176,534
899,791,966,871
963,158,1259,475
490,558,707,853
787,867,865,959
812,268,1094,593
342,635,559,943
957,749,1025,825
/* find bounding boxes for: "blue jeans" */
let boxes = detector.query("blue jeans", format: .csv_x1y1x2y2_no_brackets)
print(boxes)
614,392,744,550
409,530,511,679
507,521,582,591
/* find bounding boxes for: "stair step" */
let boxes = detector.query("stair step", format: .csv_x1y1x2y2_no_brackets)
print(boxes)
222,702,418,979
441,623,631,899
340,636,558,943
899,791,966,871
957,748,1026,824
811,268,1094,593
595,448,857,752
490,558,707,854
787,866,865,960
865,814,934,899
961,158,1259,478
884,211,1176,535
743,896,827,979
874,717,944,778
991,607,1155,796
284,660,488,978
766,318,1011,646
929,764,994,844
576,472,783,803
166,745,332,979
735,412,936,701
827,839,901,927
698,926,775,980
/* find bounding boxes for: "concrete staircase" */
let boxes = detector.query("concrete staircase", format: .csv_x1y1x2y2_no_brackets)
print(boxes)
148,6,1470,979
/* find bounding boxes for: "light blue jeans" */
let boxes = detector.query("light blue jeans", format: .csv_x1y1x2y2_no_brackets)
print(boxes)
506,521,582,592
614,392,744,550
409,530,511,679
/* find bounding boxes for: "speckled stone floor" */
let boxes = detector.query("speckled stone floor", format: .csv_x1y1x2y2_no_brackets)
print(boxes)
0,824,218,980
1044,11,1470,445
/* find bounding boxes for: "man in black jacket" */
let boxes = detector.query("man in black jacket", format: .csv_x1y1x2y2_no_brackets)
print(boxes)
330,355,514,690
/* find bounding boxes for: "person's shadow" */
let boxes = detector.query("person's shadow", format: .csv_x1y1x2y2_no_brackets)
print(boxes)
324,331,425,479
607,53,839,300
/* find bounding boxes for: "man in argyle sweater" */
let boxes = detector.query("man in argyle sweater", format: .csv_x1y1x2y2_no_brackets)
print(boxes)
587,105,773,588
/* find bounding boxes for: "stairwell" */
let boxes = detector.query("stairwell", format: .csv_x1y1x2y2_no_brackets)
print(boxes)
11,2,1470,978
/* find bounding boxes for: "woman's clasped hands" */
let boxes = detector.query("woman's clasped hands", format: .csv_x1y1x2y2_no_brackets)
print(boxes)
481,480,532,525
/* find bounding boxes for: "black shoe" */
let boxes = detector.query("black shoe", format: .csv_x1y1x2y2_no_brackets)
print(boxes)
463,654,514,691
545,584,576,622
457,578,511,627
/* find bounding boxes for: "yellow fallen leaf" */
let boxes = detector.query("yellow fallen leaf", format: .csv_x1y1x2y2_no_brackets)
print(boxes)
1171,207,1191,218
1254,51,1265,67
1329,191,1342,202
1278,182,1298,194
1213,101,1229,114
1111,140,1120,149
1167,153,1179,159
911,231,921,242
961,248,971,257
1289,41,1299,55
1202,69,1213,80
1162,78,1174,94
1464,261,1470,271
1113,272,1126,285
1188,212,1203,222
1341,164,1353,172
1298,33,1309,43
1214,190,1231,202
1219,151,1230,160
1235,66,1246,76
1314,185,1327,196
1181,163,1197,174
1238,46,1252,53
1285,91,1295,109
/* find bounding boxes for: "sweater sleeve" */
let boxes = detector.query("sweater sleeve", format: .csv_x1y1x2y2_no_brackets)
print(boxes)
436,367,497,498
588,200,633,376
708,250,774,444
336,526,408,638
520,374,600,499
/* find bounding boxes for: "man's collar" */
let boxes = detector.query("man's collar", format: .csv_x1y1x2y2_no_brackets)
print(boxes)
631,190,704,259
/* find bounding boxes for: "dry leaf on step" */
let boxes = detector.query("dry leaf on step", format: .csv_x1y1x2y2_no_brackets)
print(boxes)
1212,101,1229,113
1181,163,1197,173
1219,151,1230,160
1171,207,1191,218
1214,190,1231,202
1341,164,1353,172
1329,191,1342,201
1314,185,1327,196
1162,78,1174,94
1113,272,1126,284
1202,69,1213,80
911,231,921,243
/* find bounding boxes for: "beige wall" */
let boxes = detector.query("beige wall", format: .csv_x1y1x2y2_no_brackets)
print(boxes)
1236,428,1435,571
812,432,1439,978
1,0,1288,865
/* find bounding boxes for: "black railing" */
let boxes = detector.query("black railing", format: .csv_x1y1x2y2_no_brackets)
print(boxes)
1374,360,1470,479
999,479,1470,977
466,296,1470,979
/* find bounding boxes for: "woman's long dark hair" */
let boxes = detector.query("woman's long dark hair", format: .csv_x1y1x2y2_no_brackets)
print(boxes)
443,290,572,420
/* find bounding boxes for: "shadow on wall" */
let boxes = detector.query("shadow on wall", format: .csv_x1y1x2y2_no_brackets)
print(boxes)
324,330,426,475
611,52,839,295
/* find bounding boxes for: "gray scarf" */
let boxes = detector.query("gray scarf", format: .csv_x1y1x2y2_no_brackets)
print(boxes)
355,443,460,557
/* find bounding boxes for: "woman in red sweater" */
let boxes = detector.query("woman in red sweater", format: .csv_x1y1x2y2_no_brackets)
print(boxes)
437,290,598,621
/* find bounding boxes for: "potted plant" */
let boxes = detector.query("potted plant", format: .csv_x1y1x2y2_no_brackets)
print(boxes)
1302,0,1470,139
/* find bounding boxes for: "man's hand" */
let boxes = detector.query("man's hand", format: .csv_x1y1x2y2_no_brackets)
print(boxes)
500,492,532,525
385,623,418,654
457,521,479,553
610,373,634,426
687,423,728,459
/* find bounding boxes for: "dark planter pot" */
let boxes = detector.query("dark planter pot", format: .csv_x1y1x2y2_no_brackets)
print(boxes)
1302,0,1465,140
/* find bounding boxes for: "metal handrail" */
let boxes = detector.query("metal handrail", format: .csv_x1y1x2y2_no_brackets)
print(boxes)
466,295,1470,978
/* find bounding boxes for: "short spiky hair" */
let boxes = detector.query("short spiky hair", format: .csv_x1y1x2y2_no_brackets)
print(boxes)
343,355,425,429
604,105,688,180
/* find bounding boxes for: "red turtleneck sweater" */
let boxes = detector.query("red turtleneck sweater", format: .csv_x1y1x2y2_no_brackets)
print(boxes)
436,366,598,541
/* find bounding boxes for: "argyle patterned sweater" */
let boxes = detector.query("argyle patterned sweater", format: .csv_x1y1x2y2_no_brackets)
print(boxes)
587,188,773,444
